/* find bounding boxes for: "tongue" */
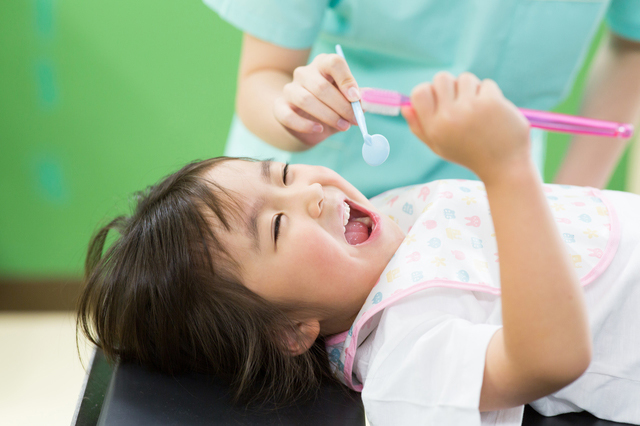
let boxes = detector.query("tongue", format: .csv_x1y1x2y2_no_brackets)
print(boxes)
345,220,369,245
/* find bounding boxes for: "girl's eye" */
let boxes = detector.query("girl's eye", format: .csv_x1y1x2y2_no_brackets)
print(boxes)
274,213,283,245
282,163,289,185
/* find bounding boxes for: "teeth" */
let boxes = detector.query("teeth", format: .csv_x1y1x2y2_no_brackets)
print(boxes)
354,217,373,227
343,202,350,227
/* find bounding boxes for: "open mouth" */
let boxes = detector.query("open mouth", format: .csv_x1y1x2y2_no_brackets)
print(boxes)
343,201,374,245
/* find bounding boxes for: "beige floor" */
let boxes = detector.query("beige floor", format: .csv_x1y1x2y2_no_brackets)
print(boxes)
0,312,91,426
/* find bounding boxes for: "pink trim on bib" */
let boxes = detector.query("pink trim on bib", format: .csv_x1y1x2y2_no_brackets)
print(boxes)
579,189,620,286
325,330,349,346
342,279,503,391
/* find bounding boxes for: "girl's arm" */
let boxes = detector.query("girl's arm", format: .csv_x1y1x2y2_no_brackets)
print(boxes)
402,72,592,411
236,34,359,151
479,164,591,411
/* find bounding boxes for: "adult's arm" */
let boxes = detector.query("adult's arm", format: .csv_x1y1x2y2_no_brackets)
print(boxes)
554,31,640,188
236,34,359,152
236,34,312,151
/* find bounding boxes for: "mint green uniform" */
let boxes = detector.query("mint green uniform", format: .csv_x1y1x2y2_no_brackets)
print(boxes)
205,0,640,198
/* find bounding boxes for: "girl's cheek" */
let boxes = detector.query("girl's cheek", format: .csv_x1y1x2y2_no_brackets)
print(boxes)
304,239,342,266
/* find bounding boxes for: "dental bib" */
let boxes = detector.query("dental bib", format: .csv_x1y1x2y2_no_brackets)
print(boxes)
326,180,620,391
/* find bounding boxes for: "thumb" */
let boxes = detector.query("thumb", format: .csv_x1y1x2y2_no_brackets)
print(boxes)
340,79,360,103
410,82,436,119
402,105,426,141
331,58,360,102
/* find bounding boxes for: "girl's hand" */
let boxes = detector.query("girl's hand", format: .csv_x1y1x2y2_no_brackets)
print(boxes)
402,72,532,184
274,53,360,147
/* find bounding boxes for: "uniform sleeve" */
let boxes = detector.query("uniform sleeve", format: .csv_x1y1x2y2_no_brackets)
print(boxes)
606,0,640,42
359,309,501,426
203,0,331,49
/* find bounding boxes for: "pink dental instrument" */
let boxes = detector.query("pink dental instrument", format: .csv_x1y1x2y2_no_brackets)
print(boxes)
360,88,634,139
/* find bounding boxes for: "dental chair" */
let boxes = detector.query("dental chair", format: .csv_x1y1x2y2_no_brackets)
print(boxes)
73,348,634,426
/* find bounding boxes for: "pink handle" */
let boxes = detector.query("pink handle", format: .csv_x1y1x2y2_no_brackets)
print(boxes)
362,88,634,138
519,108,633,138
362,88,633,138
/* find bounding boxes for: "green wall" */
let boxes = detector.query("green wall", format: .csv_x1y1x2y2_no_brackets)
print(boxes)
1,0,241,277
0,3,627,278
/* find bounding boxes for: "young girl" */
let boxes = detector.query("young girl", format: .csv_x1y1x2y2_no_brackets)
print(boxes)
77,73,640,425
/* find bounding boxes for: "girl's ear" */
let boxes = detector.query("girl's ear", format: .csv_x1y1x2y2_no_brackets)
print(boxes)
285,320,321,356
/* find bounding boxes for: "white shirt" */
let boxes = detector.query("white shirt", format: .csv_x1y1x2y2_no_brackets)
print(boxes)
355,189,640,425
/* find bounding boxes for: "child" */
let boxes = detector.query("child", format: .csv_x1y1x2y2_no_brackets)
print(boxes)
77,73,640,425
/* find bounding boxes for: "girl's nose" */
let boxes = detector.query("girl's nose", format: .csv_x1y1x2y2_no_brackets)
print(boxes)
306,183,324,218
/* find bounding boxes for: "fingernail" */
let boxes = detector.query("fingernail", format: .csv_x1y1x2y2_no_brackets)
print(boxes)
312,124,323,133
337,119,350,131
348,87,360,102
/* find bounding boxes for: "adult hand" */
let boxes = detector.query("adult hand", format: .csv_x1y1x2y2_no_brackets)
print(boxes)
274,53,360,147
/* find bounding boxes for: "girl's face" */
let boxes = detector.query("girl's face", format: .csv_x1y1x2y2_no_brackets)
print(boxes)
206,160,405,335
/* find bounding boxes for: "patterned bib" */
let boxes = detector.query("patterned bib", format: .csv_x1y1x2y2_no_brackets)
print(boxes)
326,180,620,391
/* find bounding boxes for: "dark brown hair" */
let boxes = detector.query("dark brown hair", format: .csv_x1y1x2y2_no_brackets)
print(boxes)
77,157,337,406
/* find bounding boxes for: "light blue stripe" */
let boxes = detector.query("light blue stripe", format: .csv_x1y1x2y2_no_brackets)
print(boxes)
33,154,68,204
36,59,58,108
35,0,54,40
